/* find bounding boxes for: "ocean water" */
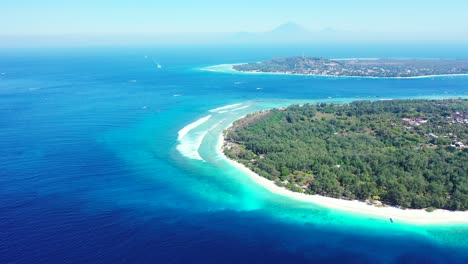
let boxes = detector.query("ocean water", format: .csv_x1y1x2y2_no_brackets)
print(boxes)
1,44,468,264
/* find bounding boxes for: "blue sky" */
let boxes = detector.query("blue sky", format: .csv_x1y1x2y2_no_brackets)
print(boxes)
1,0,467,43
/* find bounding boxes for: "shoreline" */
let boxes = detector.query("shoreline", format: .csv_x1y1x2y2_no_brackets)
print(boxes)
203,64,468,79
216,121,468,225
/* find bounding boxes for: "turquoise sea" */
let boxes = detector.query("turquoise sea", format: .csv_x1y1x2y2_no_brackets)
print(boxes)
1,44,467,263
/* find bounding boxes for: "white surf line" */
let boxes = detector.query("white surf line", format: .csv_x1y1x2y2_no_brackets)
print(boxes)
208,119,226,131
177,115,227,161
190,119,227,161
177,131,207,161
178,115,212,141
201,63,245,71
191,131,210,161
209,103,242,113
230,105,250,111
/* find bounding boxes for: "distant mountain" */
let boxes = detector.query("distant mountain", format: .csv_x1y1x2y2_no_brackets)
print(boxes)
260,22,314,42
320,27,338,33
228,22,314,43
225,22,357,44
268,22,311,36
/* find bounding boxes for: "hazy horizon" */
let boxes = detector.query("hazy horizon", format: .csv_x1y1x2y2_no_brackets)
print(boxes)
1,0,468,46
2,24,468,47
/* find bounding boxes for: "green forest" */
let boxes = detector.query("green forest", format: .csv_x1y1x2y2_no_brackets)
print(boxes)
224,99,468,210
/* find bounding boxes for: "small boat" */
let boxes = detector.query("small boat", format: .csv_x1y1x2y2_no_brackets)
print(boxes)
389,218,394,223
151,58,162,69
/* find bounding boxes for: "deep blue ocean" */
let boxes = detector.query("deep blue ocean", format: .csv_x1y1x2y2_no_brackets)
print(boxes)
1,44,468,264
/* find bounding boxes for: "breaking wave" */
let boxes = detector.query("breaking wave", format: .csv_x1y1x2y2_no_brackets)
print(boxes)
178,115,212,141
209,103,242,113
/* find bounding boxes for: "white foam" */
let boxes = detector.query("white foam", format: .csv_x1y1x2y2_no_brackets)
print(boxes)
209,119,226,131
230,106,249,111
177,131,208,161
177,116,226,161
201,63,243,73
178,115,212,141
209,103,242,113
332,57,381,61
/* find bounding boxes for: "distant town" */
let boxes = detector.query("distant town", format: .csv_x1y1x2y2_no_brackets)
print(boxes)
233,57,468,78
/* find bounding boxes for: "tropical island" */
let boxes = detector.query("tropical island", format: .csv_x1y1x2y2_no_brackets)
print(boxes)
223,99,468,212
232,57,468,78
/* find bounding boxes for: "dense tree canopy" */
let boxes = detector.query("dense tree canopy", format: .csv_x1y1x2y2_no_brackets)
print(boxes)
224,99,468,210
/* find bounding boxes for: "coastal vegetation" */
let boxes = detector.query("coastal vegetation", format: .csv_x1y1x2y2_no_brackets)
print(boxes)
233,57,468,77
224,99,468,210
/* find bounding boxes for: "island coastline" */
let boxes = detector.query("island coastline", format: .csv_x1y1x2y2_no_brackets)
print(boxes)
217,118,468,225
203,63,468,79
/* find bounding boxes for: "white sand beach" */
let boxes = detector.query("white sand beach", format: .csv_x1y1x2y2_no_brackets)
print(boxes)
204,63,468,79
217,125,468,225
